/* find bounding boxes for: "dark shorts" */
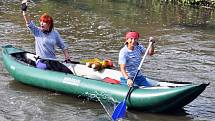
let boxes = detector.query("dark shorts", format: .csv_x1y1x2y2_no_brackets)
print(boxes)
36,59,73,74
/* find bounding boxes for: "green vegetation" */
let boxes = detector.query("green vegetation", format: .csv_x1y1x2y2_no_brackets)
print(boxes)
162,0,215,8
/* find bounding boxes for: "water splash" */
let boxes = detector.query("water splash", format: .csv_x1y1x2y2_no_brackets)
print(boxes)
98,95,116,119
83,91,117,120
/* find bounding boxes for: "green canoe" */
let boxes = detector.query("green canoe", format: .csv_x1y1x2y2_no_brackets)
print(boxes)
1,45,209,112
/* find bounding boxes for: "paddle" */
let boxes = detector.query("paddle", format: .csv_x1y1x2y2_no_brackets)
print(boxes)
35,56,80,64
112,41,153,121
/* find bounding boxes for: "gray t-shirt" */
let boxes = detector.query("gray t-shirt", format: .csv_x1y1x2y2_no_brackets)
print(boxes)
118,45,145,78
28,20,67,59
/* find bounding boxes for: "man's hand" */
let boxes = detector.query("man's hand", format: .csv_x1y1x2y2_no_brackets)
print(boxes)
149,37,156,43
127,79,133,87
65,59,71,63
21,0,29,12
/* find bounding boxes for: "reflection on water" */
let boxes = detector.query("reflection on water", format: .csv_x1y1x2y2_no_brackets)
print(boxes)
0,0,215,121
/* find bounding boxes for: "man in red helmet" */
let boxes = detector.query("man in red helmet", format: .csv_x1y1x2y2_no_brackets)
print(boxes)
118,31,155,87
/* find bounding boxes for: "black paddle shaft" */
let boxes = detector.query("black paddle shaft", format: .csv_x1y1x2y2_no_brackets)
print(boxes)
125,69,140,101
36,56,80,64
124,42,153,101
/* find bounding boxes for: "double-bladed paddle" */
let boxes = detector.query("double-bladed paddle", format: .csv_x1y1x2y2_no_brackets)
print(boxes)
112,41,153,121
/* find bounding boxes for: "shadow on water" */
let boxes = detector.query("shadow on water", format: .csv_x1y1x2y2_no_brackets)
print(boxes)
7,80,112,120
81,85,208,121
127,108,192,121
97,93,194,121
8,79,97,106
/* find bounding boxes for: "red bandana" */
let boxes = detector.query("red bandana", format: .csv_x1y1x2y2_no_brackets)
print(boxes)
125,32,140,40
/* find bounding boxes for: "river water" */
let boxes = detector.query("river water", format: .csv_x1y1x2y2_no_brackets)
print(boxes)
0,0,214,121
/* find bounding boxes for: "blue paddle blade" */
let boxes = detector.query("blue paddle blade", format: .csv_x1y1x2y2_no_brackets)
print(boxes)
112,100,126,121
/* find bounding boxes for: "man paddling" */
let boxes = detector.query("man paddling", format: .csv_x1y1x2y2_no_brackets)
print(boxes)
21,0,71,69
118,31,155,87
